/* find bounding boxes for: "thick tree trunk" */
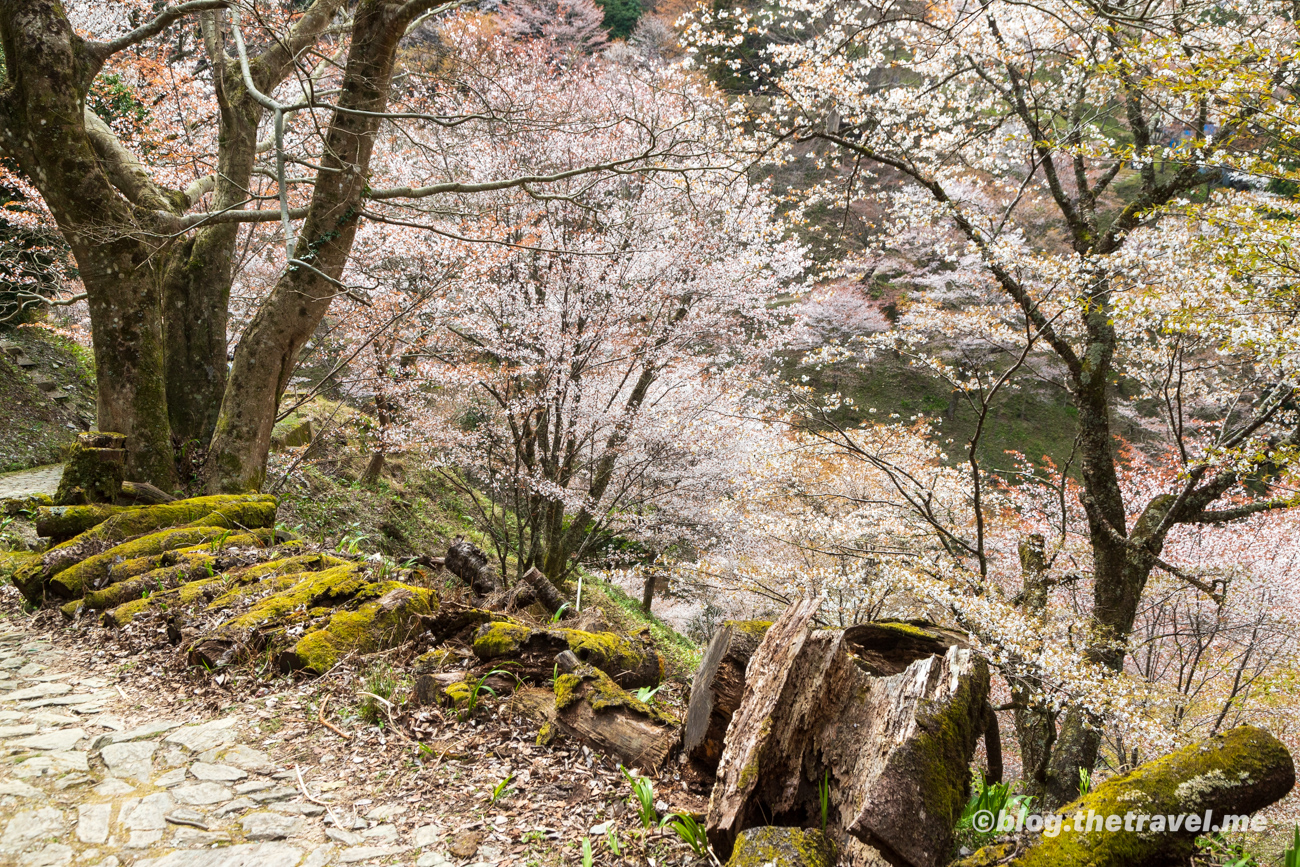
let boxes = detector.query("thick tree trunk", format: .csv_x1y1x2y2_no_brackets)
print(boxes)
207,0,413,492
1011,534,1056,798
707,602,988,867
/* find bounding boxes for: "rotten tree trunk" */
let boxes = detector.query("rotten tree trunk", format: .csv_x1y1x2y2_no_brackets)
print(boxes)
682,620,770,772
707,602,989,867
552,664,678,773
445,540,503,596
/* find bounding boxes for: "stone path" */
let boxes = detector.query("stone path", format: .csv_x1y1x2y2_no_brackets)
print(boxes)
0,625,458,867
0,466,62,500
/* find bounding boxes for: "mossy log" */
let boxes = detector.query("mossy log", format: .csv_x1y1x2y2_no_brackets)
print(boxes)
81,552,219,612
101,529,275,588
2,552,43,600
280,581,437,674
707,602,988,867
473,621,664,688
952,726,1294,867
34,504,128,544
120,480,176,505
102,552,346,628
445,539,502,595
684,619,772,772
43,494,277,576
187,562,370,668
551,664,679,772
724,827,837,867
521,566,569,617
44,526,234,600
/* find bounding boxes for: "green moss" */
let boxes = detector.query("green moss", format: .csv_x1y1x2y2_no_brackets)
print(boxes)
554,665,677,724
870,619,939,639
48,525,230,598
414,648,458,671
224,552,347,584
536,720,556,746
1,551,43,602
725,619,774,638
48,494,275,560
725,826,836,867
104,572,229,627
35,503,127,541
472,621,532,658
442,681,474,707
553,673,582,711
283,581,436,673
83,552,218,611
217,563,368,632
53,441,124,505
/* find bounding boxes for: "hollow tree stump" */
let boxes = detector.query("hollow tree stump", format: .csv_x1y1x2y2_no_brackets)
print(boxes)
707,600,989,867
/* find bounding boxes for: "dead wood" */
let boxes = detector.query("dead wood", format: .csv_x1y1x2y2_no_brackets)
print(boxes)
683,619,770,772
552,664,678,773
707,604,989,867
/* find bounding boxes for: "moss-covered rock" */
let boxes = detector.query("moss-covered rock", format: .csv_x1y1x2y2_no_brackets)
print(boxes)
46,526,232,599
280,582,437,674
2,493,53,517
472,623,664,688
34,503,128,542
725,827,837,867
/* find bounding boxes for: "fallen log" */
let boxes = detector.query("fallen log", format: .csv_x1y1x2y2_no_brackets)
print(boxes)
952,725,1294,867
472,621,663,688
551,663,678,772
683,619,771,772
34,504,127,544
445,539,502,596
707,603,988,867
120,480,176,505
280,581,436,674
521,566,569,617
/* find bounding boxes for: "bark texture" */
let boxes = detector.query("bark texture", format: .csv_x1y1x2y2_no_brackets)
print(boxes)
551,663,678,773
707,602,988,867
683,619,770,772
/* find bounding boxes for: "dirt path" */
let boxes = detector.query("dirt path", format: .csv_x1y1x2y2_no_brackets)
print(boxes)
0,466,62,501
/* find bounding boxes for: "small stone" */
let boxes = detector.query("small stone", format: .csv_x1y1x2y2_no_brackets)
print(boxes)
220,745,275,775
1,807,64,849
326,812,367,831
128,842,303,867
337,846,407,864
9,751,87,778
7,728,84,751
192,762,247,781
170,828,231,847
164,807,208,830
412,825,441,847
163,718,238,753
415,853,450,867
16,663,44,677
363,804,405,821
0,683,69,702
31,712,78,726
234,780,274,795
362,824,399,845
326,828,362,846
0,724,37,737
242,812,303,841
76,803,111,844
119,793,172,831
251,785,296,803
154,768,187,787
172,782,233,806
89,715,125,731
92,778,135,797
213,797,258,818
268,802,324,817
302,845,336,867
18,843,73,867
52,773,93,790
90,720,181,750
590,822,609,835
157,747,189,769
101,741,156,782
125,829,163,849
0,779,43,798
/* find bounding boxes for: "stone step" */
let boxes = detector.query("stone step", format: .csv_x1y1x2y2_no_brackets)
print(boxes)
0,341,21,359
14,355,36,368
31,375,58,393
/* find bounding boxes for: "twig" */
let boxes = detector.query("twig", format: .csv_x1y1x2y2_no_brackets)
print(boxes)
317,695,351,741
295,763,342,828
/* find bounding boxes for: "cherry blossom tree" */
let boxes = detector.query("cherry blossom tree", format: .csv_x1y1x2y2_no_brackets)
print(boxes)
683,0,1300,804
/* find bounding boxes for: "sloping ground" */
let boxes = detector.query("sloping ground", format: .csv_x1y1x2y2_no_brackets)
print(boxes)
0,327,95,472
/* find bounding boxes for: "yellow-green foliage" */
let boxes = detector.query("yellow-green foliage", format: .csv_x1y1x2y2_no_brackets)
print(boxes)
286,582,436,673
414,648,458,671
725,826,836,867
48,526,230,598
216,562,367,631
725,619,774,638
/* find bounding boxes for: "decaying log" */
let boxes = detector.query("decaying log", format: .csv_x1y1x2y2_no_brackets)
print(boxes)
445,540,502,596
522,566,570,617
551,663,678,772
683,619,771,772
34,504,127,544
472,620,663,688
120,480,176,504
417,602,506,645
707,602,988,867
952,725,1294,867
279,582,436,674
